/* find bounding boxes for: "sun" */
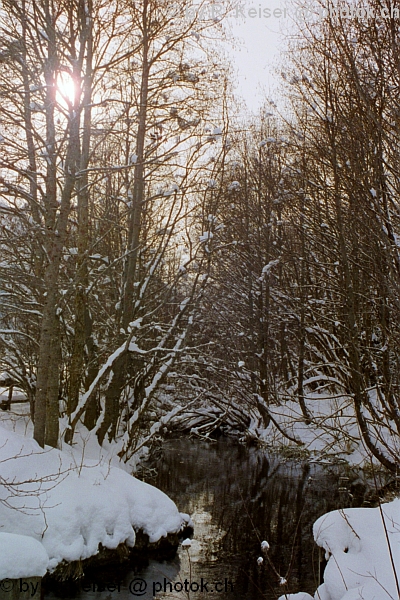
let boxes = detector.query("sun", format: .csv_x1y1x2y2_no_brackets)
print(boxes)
56,73,78,105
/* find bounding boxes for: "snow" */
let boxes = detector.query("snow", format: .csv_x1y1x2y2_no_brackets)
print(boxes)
163,184,179,196
68,344,126,425
279,594,313,600
205,127,223,142
0,425,192,576
199,231,213,243
0,533,48,578
262,259,280,275
284,499,400,600
128,318,142,330
0,387,27,404
39,29,49,41
253,392,376,466
29,102,44,111
228,181,240,191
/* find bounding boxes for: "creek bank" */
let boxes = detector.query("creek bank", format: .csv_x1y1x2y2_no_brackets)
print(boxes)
0,424,192,590
0,528,194,600
43,524,193,594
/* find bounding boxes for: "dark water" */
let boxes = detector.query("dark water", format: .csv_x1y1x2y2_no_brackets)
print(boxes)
46,438,382,600
131,438,377,600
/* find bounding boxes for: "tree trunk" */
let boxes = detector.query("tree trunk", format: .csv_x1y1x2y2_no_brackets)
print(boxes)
33,2,81,446
96,0,150,444
68,1,93,421
298,190,311,424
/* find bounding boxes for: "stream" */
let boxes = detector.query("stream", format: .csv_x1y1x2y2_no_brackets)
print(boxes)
46,437,383,600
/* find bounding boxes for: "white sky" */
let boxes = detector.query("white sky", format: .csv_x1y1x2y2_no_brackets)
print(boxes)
222,0,297,112
185,0,299,112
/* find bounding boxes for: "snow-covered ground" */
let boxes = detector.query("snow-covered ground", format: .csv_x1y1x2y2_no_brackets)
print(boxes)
279,499,400,600
0,385,27,404
252,392,400,468
2,397,399,598
0,413,192,579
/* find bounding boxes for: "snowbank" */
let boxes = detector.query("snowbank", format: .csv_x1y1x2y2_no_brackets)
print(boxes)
0,533,48,578
0,386,27,404
0,425,191,574
254,394,369,466
252,390,400,469
280,499,400,600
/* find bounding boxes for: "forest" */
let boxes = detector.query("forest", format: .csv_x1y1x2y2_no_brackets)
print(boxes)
1,0,400,475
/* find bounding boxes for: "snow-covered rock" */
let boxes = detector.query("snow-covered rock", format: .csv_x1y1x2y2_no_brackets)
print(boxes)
0,426,191,573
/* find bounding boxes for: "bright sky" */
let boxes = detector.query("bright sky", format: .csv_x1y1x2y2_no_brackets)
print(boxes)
226,0,290,112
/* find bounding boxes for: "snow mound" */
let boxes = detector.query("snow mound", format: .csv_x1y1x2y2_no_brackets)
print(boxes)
289,499,400,600
279,594,313,600
0,533,49,578
0,426,191,573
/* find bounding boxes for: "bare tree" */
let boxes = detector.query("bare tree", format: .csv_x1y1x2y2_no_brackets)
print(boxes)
0,0,233,456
